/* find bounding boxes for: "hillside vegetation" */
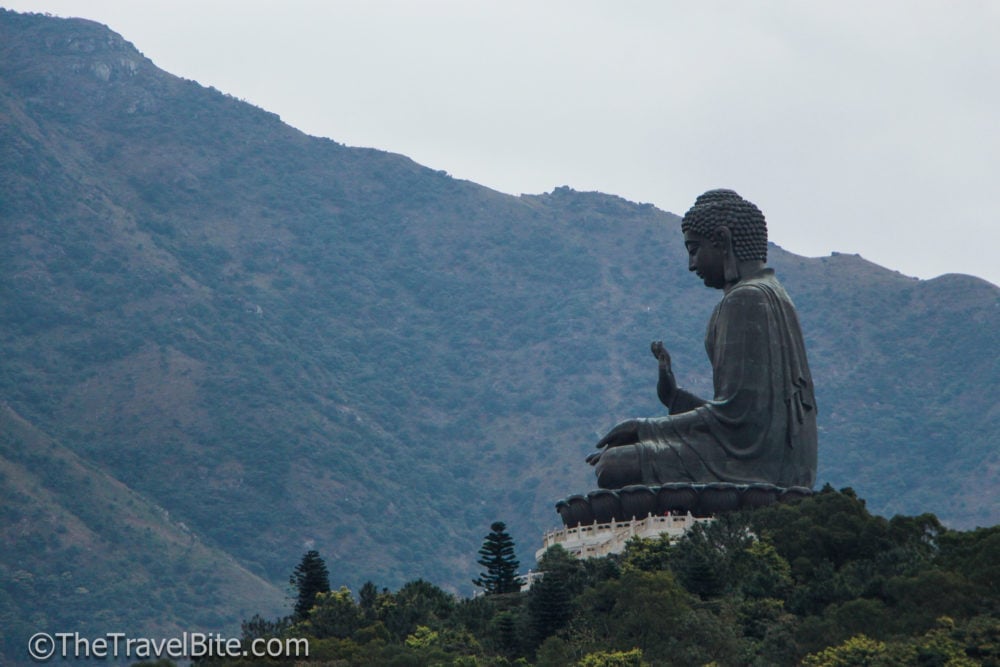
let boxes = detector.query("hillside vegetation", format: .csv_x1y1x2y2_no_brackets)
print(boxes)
207,489,1000,666
0,401,285,656
0,8,997,654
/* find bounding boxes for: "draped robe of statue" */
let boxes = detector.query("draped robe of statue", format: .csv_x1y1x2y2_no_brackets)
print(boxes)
595,268,817,489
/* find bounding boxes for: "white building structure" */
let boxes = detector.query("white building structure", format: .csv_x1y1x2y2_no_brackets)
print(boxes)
536,513,713,561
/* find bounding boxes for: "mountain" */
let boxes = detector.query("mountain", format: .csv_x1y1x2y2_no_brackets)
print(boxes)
1,7,997,648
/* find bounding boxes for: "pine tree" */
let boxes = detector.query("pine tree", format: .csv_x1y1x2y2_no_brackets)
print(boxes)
358,580,379,622
472,521,521,595
528,571,571,642
529,547,578,643
289,549,331,621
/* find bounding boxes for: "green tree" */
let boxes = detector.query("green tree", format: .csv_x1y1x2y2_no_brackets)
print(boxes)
936,525,1000,599
736,539,794,600
801,634,888,666
578,647,648,666
473,521,521,595
491,609,522,659
240,613,289,642
575,570,693,660
536,636,578,667
381,579,456,640
404,624,439,649
306,587,363,639
358,580,379,622
621,534,673,573
536,544,587,593
670,522,733,598
529,546,584,645
528,566,572,644
289,549,331,621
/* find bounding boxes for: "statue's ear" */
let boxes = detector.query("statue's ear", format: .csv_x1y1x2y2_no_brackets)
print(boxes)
712,225,733,253
714,226,741,283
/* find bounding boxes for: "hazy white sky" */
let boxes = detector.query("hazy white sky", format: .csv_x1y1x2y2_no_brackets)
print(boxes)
7,1,999,285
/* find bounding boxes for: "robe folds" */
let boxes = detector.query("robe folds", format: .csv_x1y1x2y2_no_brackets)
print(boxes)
596,269,817,489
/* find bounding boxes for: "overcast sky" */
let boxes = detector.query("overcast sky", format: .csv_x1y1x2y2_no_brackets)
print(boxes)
7,1,999,285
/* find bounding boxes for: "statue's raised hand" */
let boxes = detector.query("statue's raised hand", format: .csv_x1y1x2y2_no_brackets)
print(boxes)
652,341,677,408
651,340,671,369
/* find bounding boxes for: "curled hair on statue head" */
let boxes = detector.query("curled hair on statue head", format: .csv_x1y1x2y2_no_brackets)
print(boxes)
681,189,768,262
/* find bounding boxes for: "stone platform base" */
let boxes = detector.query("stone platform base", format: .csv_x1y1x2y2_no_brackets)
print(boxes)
555,482,813,527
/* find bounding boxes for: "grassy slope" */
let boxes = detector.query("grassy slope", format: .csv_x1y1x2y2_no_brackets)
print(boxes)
0,402,286,656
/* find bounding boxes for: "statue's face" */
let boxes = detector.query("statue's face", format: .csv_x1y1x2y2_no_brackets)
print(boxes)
684,229,726,289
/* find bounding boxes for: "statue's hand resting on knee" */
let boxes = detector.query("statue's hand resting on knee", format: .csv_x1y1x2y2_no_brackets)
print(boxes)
586,418,642,465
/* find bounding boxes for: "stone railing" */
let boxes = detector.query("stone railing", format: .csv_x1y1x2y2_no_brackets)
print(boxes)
535,512,713,560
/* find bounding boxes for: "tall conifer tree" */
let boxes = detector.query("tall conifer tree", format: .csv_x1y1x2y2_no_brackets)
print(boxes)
473,521,521,595
289,549,331,621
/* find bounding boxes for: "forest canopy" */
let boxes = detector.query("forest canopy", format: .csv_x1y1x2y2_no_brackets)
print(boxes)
199,488,999,666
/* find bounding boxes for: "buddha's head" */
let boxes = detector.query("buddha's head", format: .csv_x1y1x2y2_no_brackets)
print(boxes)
680,189,768,288
681,189,768,261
